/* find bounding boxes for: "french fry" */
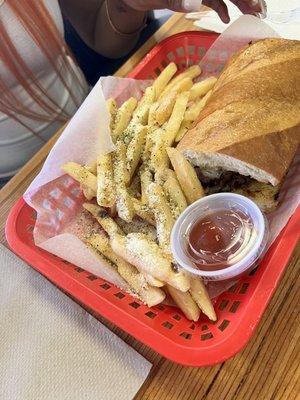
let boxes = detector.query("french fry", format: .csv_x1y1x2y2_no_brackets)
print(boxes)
153,62,177,100
155,168,189,219
189,77,217,101
127,125,147,180
171,76,194,95
189,278,217,321
150,140,169,173
131,86,155,126
87,231,111,253
116,217,157,242
142,134,152,164
143,273,164,288
128,172,141,199
155,78,193,126
119,119,148,148
83,203,123,237
148,102,159,126
167,147,205,204
167,285,200,322
175,120,192,143
140,166,153,204
185,89,213,122
155,91,177,126
107,98,118,130
86,161,97,175
112,97,137,140
147,182,175,255
96,153,115,208
110,233,190,291
150,92,189,171
137,85,156,111
82,161,97,200
116,187,134,223
155,168,174,185
62,162,97,192
82,187,95,201
114,142,134,222
118,138,130,169
87,233,165,307
132,198,156,226
163,173,188,218
160,65,201,98
143,125,164,163
85,243,125,283
163,91,190,147
117,261,166,307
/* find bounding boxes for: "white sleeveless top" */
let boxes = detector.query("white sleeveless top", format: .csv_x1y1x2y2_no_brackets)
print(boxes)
0,0,88,179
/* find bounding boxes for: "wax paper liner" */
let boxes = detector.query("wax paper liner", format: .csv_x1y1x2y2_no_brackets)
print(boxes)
24,16,300,299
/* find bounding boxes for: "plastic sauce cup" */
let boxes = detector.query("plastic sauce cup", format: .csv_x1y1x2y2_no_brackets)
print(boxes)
171,193,268,281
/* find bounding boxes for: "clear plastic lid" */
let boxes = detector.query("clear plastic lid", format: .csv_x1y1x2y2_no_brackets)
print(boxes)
171,193,268,281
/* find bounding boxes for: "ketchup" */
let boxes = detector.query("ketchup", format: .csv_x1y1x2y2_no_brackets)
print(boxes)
187,209,254,271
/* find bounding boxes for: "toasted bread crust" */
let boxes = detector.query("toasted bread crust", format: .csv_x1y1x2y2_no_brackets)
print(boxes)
178,39,300,185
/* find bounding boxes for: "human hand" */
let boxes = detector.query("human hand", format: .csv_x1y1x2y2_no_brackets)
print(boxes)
201,0,263,23
121,0,263,22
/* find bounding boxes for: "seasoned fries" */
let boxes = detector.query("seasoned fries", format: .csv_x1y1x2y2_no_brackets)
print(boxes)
106,98,117,130
189,278,217,321
150,92,189,171
114,142,134,222
112,97,137,140
148,102,159,126
62,162,97,192
160,65,201,98
87,233,165,307
189,76,217,101
167,147,205,204
83,203,122,237
167,285,200,322
185,89,213,122
140,166,153,204
163,91,190,147
86,161,97,175
81,161,97,200
147,182,175,255
111,233,190,291
143,273,164,288
155,91,177,126
154,169,187,218
127,125,147,180
131,86,155,125
153,62,177,99
171,76,194,95
96,153,115,207
132,198,156,226
163,173,188,218
61,62,218,321
175,120,191,143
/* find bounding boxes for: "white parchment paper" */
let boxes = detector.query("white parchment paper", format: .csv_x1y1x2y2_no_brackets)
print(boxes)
24,16,300,297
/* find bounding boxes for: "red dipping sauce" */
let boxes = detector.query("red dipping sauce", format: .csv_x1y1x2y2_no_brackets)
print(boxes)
187,209,254,271
171,193,267,281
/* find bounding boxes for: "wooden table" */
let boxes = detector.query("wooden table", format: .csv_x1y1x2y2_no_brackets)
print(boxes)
1,13,299,400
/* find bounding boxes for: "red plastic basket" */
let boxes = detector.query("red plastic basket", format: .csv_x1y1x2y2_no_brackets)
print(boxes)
5,32,300,366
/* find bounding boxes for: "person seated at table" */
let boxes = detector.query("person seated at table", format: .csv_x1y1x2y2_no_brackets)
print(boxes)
0,0,261,185
61,0,263,85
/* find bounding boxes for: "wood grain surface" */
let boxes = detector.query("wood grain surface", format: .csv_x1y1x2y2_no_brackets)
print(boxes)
0,13,299,400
